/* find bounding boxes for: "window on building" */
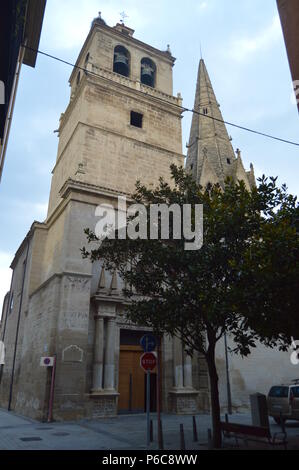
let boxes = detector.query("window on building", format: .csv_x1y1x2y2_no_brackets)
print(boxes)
227,158,231,165
203,107,208,115
76,72,81,85
130,111,143,128
140,58,156,88
113,45,130,77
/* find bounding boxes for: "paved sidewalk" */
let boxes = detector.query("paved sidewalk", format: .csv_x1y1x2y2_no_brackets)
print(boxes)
0,409,208,450
1,408,299,450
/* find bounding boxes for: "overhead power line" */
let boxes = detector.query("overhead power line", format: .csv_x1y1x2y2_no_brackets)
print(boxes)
22,44,299,148
182,107,299,147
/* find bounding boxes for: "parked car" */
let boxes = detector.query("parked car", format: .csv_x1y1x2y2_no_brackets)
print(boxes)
267,380,299,424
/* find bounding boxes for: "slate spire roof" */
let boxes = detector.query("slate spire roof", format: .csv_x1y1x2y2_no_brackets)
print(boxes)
186,59,255,190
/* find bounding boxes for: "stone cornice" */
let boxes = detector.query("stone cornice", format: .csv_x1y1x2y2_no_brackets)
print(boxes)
59,178,131,202
88,64,181,107
92,293,125,305
29,271,92,299
46,179,134,229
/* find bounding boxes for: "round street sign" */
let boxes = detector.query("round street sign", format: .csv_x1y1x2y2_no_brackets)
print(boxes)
140,334,157,352
140,352,157,372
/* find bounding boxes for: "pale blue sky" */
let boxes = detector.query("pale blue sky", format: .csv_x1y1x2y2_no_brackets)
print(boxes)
0,0,298,308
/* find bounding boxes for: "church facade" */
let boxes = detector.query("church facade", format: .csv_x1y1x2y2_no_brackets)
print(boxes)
0,16,208,421
0,15,296,421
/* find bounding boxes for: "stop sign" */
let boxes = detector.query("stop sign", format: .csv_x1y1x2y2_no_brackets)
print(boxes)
140,352,157,371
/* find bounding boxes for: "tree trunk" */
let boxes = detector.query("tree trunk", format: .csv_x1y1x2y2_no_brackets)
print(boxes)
206,340,222,449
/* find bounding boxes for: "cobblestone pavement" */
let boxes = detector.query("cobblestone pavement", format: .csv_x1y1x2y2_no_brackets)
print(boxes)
1,408,299,450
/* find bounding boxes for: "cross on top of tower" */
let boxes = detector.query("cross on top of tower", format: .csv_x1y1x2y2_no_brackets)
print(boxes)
120,11,128,24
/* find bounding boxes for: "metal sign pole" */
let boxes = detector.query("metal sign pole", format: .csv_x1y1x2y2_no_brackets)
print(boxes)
146,369,150,447
156,337,162,449
47,355,57,423
140,337,157,449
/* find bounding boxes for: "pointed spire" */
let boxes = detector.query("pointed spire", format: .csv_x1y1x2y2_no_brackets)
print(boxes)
247,163,256,189
109,270,119,294
91,11,106,28
98,266,106,290
186,60,240,187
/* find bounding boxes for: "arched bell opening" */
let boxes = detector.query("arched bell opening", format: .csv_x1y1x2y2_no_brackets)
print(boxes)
140,58,156,88
113,45,130,77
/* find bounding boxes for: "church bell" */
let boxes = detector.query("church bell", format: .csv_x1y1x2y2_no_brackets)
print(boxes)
141,61,155,87
113,51,129,77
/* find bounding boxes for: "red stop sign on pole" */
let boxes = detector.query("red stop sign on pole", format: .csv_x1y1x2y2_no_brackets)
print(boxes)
140,352,157,371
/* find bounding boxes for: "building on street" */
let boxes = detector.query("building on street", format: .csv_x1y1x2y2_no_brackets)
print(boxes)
0,12,296,421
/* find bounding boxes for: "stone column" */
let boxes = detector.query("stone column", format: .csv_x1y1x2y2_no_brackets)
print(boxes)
173,336,183,389
92,315,104,391
104,318,116,390
170,337,199,414
184,354,193,388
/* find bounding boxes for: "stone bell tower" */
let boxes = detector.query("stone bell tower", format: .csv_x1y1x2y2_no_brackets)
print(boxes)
47,13,184,217
44,15,187,416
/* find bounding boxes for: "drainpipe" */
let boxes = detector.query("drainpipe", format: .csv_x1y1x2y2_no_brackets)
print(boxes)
8,237,30,411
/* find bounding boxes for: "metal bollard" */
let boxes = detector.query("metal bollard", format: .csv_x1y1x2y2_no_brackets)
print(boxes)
207,428,213,449
159,418,164,450
192,416,198,442
180,423,186,450
150,419,154,442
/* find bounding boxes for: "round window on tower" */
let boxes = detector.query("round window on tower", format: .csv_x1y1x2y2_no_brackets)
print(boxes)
140,58,156,88
113,45,130,77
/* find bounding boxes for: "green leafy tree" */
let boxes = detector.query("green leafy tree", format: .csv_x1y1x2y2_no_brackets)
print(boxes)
82,165,299,448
